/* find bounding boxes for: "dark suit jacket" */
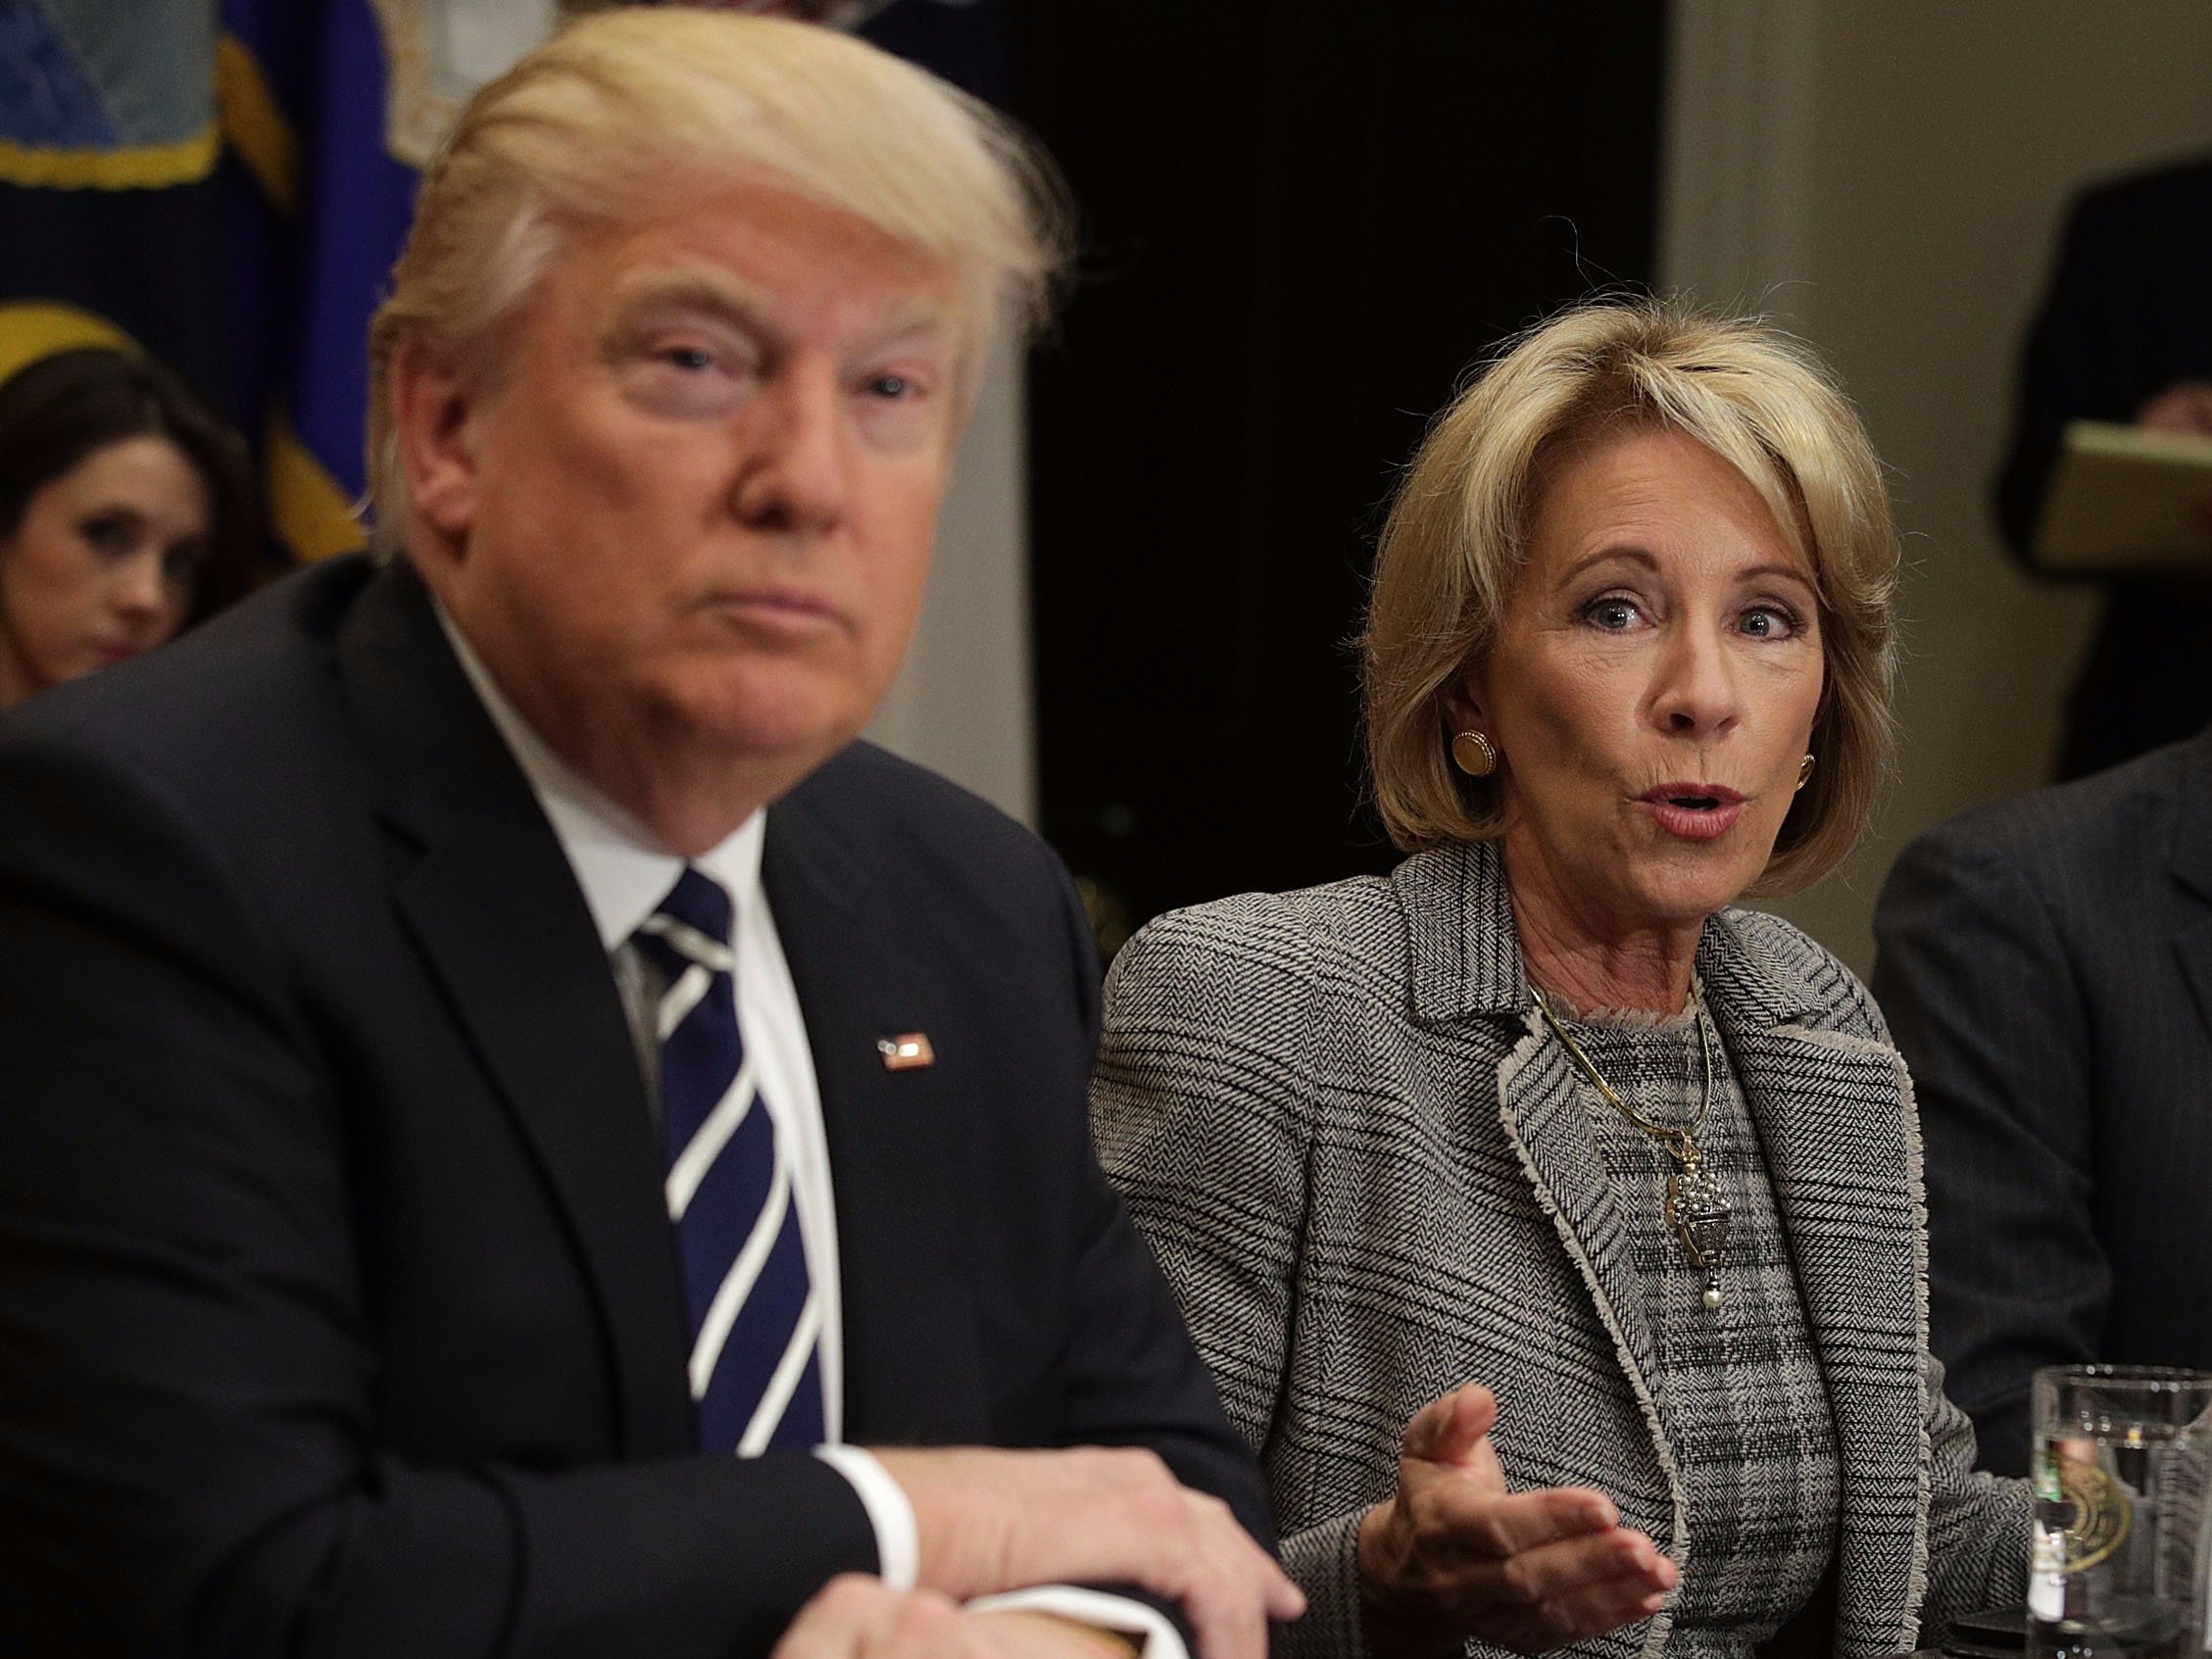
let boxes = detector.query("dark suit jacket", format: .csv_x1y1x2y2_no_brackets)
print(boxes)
1871,729,2212,1476
1995,158,2212,779
0,556,1266,1657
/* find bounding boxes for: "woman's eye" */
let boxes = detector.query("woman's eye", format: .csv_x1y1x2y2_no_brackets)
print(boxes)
78,515,134,558
1584,597,1640,631
162,542,210,585
662,344,716,372
1740,605,1798,640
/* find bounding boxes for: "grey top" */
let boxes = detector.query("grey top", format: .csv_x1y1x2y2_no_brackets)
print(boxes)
1562,1006,1840,1659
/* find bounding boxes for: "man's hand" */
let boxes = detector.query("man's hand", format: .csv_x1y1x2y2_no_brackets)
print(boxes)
2136,381,2212,435
774,1578,1140,1659
870,1445,1303,1659
1354,1386,1678,1659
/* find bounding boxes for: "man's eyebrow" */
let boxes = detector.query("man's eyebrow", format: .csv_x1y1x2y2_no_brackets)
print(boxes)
604,269,773,335
603,269,958,351
873,294,957,340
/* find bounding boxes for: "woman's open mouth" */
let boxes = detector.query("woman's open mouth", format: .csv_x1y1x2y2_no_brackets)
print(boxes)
1640,783,1746,842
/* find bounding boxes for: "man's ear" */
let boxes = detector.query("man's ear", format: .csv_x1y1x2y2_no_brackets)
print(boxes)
388,336,482,556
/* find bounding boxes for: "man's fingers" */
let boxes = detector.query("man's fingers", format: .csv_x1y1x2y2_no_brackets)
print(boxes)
1401,1384,1498,1467
774,1577,966,1659
878,1443,1295,1646
1163,1488,1305,1659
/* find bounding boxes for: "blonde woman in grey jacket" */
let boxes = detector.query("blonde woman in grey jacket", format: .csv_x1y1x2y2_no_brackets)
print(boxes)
1092,299,2029,1659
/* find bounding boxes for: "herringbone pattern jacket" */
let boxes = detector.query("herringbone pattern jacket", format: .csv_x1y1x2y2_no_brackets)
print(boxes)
1092,842,2029,1659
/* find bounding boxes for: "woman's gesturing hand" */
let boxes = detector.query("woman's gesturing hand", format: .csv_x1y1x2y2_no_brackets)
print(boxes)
1354,1385,1678,1658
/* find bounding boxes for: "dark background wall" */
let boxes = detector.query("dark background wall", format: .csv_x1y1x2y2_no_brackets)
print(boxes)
1012,5,1670,951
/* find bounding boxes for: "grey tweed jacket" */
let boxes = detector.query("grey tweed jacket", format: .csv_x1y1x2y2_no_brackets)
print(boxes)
1091,841,2028,1659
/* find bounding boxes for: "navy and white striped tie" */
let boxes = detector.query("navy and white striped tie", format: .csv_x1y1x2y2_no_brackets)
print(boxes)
634,867,825,1455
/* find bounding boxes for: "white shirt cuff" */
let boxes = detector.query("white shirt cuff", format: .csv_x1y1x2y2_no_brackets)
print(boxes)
966,1586,1191,1659
811,1444,918,1590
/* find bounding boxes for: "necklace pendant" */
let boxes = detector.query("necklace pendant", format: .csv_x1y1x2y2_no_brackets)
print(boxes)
1665,1163,1731,1275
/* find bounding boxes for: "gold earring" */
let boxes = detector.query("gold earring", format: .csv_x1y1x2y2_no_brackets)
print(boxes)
1450,731,1499,778
1795,753,1816,792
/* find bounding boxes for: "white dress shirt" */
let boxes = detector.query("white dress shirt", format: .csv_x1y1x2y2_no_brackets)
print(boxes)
436,610,1184,1658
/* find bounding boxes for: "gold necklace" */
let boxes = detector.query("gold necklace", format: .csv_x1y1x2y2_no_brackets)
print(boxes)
1530,983,1733,1309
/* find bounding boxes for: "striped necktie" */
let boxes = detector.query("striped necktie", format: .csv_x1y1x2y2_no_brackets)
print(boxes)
634,866,825,1455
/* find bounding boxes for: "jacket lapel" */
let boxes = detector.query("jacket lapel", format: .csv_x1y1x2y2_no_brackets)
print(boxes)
1496,1026,1665,1396
339,561,696,1456
1400,846,1664,1415
762,766,985,1445
1706,920,1928,1659
2165,734,2212,1040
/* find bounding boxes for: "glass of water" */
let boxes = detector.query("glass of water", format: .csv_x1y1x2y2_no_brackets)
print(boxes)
2030,1365,2212,1659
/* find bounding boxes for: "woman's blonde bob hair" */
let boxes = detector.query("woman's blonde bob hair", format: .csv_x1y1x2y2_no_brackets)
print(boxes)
1363,296,1898,896
364,6,1069,557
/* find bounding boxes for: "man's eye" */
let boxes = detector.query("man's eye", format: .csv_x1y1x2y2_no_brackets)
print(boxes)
867,373,911,400
663,345,716,372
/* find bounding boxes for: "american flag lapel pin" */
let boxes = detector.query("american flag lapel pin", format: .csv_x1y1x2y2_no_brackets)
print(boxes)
877,1032,934,1071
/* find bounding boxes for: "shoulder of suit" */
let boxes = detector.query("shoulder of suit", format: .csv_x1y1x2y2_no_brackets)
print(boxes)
2074,154,2212,225
1895,733,2200,882
0,557,373,820
1105,861,1452,1062
1716,903,1890,1044
785,741,1046,856
1120,868,1405,980
772,740,1084,937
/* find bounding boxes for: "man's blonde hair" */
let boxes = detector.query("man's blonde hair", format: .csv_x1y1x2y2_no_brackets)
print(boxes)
365,7,1069,556
1362,296,1899,895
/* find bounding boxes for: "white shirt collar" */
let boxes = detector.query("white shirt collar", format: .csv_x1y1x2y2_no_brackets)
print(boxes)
434,601,763,950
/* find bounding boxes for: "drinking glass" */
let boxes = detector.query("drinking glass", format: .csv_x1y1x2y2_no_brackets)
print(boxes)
2029,1365,2212,1659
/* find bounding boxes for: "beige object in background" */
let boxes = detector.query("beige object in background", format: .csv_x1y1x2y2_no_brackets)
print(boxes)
2033,420,2212,573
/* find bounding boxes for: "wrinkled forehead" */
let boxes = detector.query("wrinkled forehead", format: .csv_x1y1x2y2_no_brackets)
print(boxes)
1526,410,1818,582
521,182,975,365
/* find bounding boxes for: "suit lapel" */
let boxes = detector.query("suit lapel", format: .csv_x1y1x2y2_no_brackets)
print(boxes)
2165,734,2212,1042
1710,935,1927,1659
763,768,986,1444
339,562,695,1456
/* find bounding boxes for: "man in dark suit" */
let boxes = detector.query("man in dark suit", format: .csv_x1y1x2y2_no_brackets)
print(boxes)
1996,156,2212,779
1872,729,2212,1476
0,13,1296,1658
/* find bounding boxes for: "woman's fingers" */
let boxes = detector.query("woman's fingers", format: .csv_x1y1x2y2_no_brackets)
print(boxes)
1364,1387,1681,1656
1453,1485,1622,1556
1481,1524,1676,1611
1399,1384,1499,1467
1457,1532,1676,1656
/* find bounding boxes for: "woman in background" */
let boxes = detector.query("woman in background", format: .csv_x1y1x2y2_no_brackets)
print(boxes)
0,348,256,712
1093,299,2027,1659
